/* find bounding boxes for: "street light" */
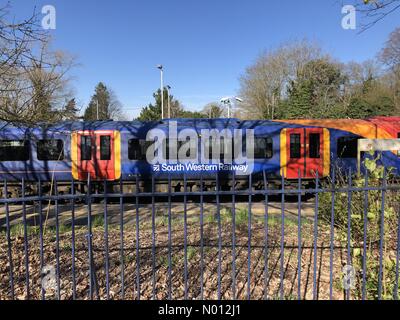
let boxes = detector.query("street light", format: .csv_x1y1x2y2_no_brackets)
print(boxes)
166,85,171,118
96,98,99,120
157,65,164,119
220,96,243,118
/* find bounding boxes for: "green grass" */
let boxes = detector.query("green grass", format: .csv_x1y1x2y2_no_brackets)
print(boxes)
45,223,73,235
9,224,36,237
236,208,249,226
205,213,217,224
209,208,250,227
157,254,180,268
187,246,197,261
92,215,105,228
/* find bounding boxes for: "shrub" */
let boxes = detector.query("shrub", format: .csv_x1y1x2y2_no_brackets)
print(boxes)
319,153,400,299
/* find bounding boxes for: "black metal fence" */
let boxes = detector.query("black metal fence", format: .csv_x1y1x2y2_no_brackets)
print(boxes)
1,169,400,300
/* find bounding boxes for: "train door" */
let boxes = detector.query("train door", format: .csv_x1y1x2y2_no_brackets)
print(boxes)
284,128,326,179
73,131,117,180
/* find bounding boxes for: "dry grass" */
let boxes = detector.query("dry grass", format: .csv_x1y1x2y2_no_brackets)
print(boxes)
0,212,351,300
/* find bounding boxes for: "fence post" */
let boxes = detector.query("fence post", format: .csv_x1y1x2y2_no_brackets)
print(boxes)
297,169,302,301
346,168,353,300
22,178,30,300
167,173,172,300
378,168,386,300
119,179,125,299
217,173,222,300
247,174,252,300
362,170,369,300
4,180,14,300
232,172,237,300
37,179,45,300
71,179,77,300
55,179,61,300
329,166,336,301
280,171,285,300
183,173,188,300
200,172,204,300
135,174,141,300
313,171,319,300
104,180,110,300
151,175,156,300
262,171,269,301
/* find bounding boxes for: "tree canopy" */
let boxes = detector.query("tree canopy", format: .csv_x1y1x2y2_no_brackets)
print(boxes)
136,88,207,121
83,82,124,121
238,37,399,120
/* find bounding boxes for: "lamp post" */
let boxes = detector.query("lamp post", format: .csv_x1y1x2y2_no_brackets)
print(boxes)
220,96,243,118
96,98,99,120
157,65,164,119
166,85,171,118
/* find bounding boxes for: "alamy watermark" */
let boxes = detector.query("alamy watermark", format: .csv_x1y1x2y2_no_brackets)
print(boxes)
41,265,57,293
146,121,255,175
343,265,356,290
41,5,56,30
342,5,356,30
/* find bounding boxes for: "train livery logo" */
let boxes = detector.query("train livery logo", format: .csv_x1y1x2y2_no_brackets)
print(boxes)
146,121,255,175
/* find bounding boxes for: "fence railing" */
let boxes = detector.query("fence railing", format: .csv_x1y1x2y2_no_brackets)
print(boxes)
1,168,400,300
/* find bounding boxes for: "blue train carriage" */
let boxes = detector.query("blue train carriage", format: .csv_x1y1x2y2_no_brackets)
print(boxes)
1,117,399,196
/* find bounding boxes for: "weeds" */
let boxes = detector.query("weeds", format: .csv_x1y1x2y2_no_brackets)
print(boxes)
319,154,400,300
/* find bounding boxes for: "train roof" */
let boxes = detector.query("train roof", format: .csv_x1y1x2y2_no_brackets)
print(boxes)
0,117,397,138
0,118,282,133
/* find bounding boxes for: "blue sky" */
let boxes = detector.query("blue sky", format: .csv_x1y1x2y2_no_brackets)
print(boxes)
10,0,400,118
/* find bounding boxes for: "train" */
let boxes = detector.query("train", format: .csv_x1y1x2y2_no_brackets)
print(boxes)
0,117,399,194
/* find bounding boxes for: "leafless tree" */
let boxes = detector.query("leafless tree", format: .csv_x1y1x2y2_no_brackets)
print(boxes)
0,4,76,125
108,88,127,120
380,27,400,67
238,39,325,119
201,102,224,118
380,27,400,109
347,0,400,32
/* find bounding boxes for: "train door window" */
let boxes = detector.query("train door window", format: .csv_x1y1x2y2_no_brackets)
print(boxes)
219,137,232,162
309,134,321,159
290,134,301,159
81,136,92,160
100,136,111,160
203,137,211,161
129,139,153,161
0,140,29,161
37,140,64,161
337,137,358,158
128,139,140,160
254,137,273,159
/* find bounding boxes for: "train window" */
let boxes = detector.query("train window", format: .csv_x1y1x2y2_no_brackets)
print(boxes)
219,137,232,162
254,138,273,159
81,136,92,160
203,137,227,161
128,139,142,160
0,140,29,161
337,137,358,158
100,136,111,160
309,134,321,159
163,139,171,160
290,134,301,159
128,139,150,160
37,140,64,161
178,137,195,159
